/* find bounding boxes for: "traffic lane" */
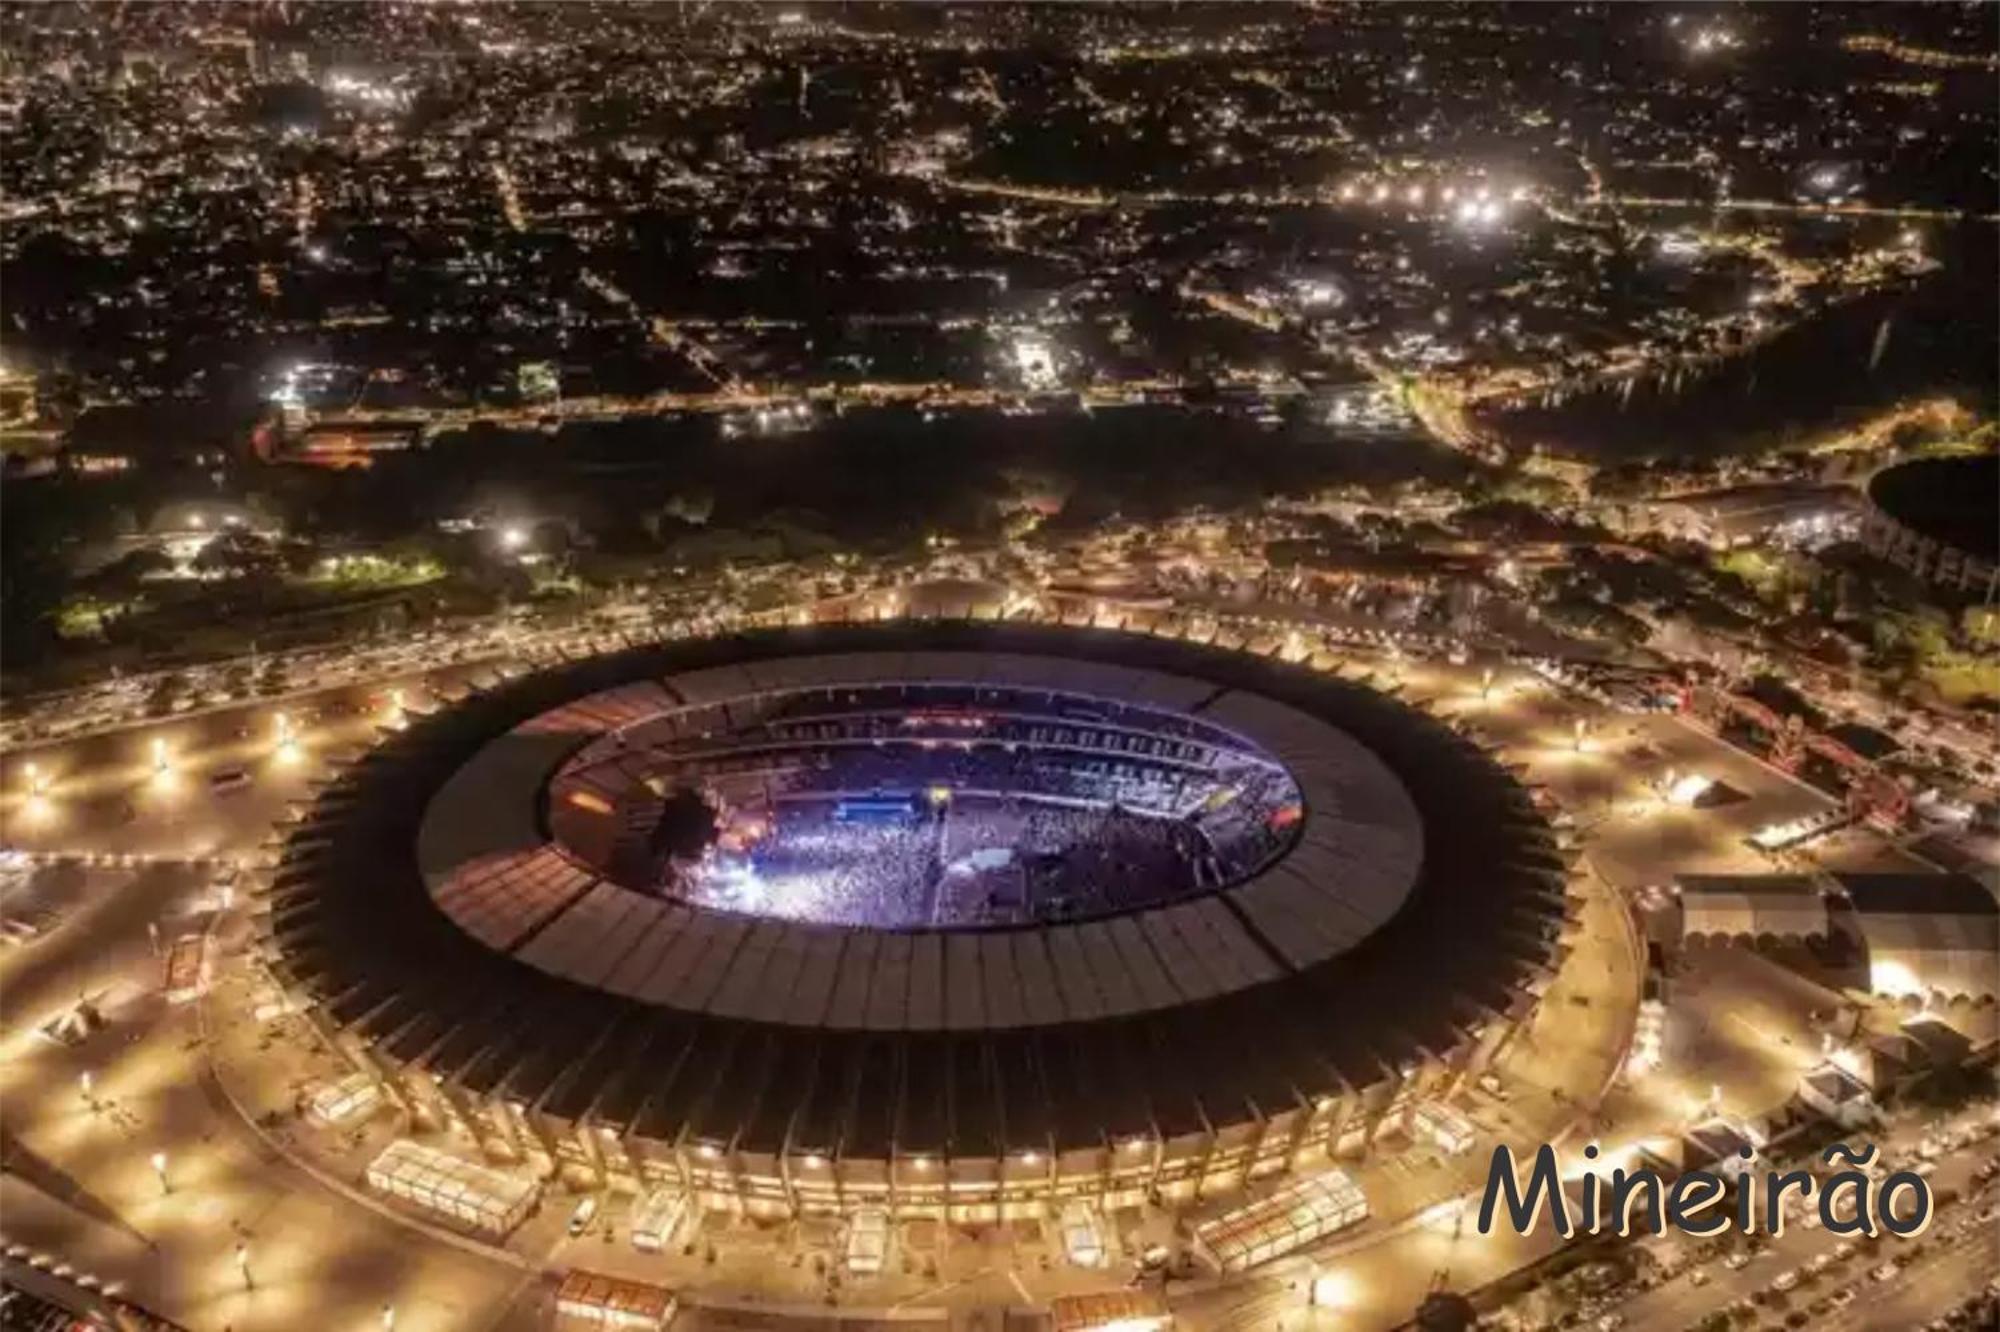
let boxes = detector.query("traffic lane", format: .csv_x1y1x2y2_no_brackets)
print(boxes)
0,862,533,1331
1,606,1382,852
1620,1138,1998,1330
1,657,500,800
0,668,496,861
3,626,525,746
1180,1201,1564,1332
0,863,198,1055
5,754,322,865
1827,1227,2000,1332
1,1075,533,1332
4,594,687,754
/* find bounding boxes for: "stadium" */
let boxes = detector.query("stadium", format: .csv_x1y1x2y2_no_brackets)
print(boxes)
264,617,1574,1221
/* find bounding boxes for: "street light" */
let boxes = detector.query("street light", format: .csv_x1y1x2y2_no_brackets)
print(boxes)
1310,1270,1355,1309
150,1151,170,1194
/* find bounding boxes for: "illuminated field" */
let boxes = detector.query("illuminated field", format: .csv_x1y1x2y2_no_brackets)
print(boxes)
543,682,1307,930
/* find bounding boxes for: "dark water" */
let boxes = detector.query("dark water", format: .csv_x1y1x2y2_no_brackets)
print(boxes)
1482,229,1999,462
1869,453,1999,561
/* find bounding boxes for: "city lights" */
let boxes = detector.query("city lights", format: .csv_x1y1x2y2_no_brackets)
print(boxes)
1,8,1993,1331
1010,335,1058,390
1454,196,1506,229
1664,771,1715,806
1687,26,1739,55
149,738,174,785
1309,1269,1356,1308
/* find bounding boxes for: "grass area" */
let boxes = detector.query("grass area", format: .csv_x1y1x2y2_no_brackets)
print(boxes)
1712,548,1802,600
52,595,134,641
1919,655,2000,707
300,553,443,590
1804,395,1974,455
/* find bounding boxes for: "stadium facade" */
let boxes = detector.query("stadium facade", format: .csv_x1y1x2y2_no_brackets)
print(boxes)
263,619,1574,1221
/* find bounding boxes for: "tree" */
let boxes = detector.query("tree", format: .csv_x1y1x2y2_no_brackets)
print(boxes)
84,546,173,596
1870,607,1953,673
192,532,280,580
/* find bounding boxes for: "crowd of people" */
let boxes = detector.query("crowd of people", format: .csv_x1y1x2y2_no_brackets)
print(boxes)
670,743,1300,928
625,686,1308,928
679,809,942,926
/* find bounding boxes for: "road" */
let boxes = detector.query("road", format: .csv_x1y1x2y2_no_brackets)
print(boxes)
2,630,1636,1332
2,669,478,864
0,609,1989,1331
1609,1110,2000,1332
0,859,543,1332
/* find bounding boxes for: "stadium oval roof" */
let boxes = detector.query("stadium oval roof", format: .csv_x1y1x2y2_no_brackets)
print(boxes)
416,651,1422,1028
267,620,1570,1158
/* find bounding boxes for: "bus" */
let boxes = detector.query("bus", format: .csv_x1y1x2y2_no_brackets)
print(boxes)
628,1187,689,1254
